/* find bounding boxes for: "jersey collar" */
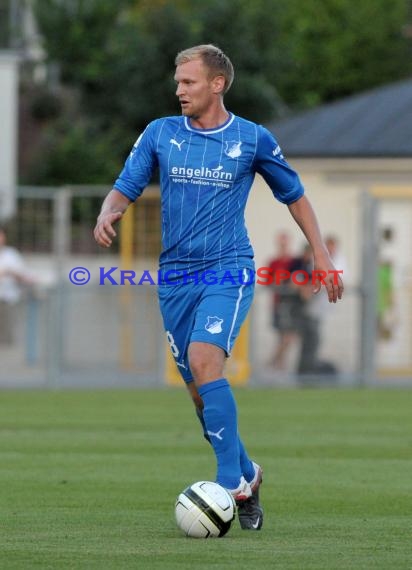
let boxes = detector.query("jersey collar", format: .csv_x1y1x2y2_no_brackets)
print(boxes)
184,113,235,134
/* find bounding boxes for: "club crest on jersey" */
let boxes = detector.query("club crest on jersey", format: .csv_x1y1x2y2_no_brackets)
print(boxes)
205,316,224,334
224,141,242,158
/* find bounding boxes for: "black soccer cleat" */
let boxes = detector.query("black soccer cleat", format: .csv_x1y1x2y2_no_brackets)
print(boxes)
236,462,263,530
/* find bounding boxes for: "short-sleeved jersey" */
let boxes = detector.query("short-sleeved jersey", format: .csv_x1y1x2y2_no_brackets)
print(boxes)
114,113,304,273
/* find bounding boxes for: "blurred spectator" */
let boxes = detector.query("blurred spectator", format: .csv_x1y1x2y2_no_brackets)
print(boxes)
377,228,396,340
324,234,347,280
291,244,338,377
267,232,297,369
289,244,320,375
0,226,35,344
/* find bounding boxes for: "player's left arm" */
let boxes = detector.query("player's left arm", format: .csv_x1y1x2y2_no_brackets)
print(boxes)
288,195,344,303
253,126,343,302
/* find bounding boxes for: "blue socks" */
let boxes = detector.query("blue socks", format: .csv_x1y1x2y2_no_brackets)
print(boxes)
197,378,255,489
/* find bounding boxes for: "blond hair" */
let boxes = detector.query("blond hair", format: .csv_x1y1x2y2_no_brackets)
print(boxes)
175,44,234,94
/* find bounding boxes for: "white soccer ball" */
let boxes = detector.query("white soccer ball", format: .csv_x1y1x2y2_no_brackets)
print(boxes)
175,481,236,538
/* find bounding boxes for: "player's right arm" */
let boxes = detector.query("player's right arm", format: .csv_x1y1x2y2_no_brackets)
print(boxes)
94,120,160,248
94,189,131,248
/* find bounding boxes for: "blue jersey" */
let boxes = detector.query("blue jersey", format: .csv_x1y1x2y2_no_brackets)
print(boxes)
114,113,304,273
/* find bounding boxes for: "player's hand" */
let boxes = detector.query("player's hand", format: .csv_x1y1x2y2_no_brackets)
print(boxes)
313,256,344,303
93,211,123,248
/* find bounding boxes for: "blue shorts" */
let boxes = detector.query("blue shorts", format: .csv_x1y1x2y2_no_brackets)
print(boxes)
158,268,255,383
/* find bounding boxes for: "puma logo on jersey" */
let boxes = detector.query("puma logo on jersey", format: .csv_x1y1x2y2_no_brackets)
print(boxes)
170,138,185,151
207,427,225,440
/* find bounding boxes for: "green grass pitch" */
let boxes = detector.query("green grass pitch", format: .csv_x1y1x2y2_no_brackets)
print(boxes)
0,387,411,569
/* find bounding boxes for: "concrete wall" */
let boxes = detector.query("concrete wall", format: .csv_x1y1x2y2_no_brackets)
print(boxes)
245,158,412,380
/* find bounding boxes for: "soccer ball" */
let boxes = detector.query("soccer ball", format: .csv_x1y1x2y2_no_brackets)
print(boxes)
175,481,236,538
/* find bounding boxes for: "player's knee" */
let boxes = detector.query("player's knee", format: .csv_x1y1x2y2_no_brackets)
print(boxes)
188,355,208,381
189,353,222,382
188,342,226,383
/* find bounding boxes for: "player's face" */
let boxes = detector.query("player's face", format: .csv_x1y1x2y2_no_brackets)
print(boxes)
174,59,217,119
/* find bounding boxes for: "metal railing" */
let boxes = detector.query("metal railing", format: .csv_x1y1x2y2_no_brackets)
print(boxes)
0,185,410,388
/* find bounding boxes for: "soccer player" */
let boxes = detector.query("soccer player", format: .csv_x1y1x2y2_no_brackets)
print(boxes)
94,44,344,530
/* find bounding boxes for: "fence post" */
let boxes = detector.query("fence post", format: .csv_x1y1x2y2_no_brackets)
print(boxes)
359,190,379,386
47,187,71,388
119,204,135,371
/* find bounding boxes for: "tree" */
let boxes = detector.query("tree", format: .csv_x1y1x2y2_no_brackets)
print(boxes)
29,0,412,184
276,0,412,107
30,0,287,182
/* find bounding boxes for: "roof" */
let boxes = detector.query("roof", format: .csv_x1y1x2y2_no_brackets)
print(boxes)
267,78,412,158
